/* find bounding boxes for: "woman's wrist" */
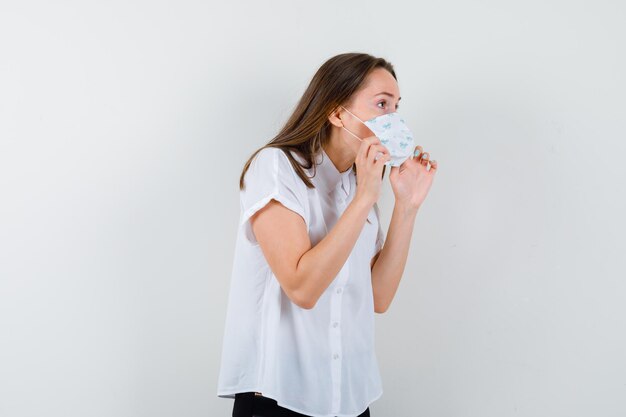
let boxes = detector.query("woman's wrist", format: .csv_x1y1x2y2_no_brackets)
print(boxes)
350,194,375,216
393,201,419,220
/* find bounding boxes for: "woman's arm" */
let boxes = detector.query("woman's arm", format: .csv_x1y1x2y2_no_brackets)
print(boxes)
369,204,418,313
250,195,372,309
369,144,438,313
250,137,390,310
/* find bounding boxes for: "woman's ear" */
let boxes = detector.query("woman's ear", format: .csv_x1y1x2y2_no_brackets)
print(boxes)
327,106,344,128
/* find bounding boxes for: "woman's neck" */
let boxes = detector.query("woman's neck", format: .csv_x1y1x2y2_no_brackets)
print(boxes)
322,140,354,173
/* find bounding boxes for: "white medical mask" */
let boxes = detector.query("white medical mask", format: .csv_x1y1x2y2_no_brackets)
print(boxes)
340,105,415,167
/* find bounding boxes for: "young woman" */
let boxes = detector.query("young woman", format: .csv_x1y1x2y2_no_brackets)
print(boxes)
217,52,437,417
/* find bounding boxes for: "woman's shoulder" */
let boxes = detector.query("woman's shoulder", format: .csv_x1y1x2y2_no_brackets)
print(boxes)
241,147,311,199
252,146,302,166
239,146,311,242
247,147,307,183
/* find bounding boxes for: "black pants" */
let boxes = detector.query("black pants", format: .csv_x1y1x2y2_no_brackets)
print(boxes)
232,392,371,417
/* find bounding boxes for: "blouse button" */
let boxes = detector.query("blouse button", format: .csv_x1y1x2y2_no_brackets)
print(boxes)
333,322,339,328
336,287,342,294
333,353,339,360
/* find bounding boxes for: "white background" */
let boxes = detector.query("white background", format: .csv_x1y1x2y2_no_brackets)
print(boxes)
1,1,625,416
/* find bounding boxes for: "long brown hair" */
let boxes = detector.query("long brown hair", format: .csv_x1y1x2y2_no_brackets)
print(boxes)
239,52,396,191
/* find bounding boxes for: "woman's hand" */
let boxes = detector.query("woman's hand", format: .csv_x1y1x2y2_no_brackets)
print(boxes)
354,136,391,207
389,145,438,211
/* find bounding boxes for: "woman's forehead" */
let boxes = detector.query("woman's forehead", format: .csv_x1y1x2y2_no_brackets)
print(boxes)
360,70,400,99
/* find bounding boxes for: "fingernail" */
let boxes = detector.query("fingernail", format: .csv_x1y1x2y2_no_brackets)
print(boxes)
414,149,421,156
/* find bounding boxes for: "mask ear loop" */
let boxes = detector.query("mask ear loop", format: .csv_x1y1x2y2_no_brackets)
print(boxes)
342,126,364,142
341,105,366,124
340,106,387,162
339,106,365,142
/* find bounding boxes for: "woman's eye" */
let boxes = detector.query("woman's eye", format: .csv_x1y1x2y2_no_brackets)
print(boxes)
377,100,399,110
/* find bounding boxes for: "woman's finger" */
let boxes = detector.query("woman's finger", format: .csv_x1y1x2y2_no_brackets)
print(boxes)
360,136,380,161
356,137,373,165
367,144,390,164
376,153,392,166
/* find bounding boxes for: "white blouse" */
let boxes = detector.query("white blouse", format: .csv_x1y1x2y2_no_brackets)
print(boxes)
217,146,386,417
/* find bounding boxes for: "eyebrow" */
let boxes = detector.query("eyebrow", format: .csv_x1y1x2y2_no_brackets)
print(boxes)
375,92,401,101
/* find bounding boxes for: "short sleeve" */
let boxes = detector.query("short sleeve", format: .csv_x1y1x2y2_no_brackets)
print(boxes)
239,147,308,245
373,202,386,253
